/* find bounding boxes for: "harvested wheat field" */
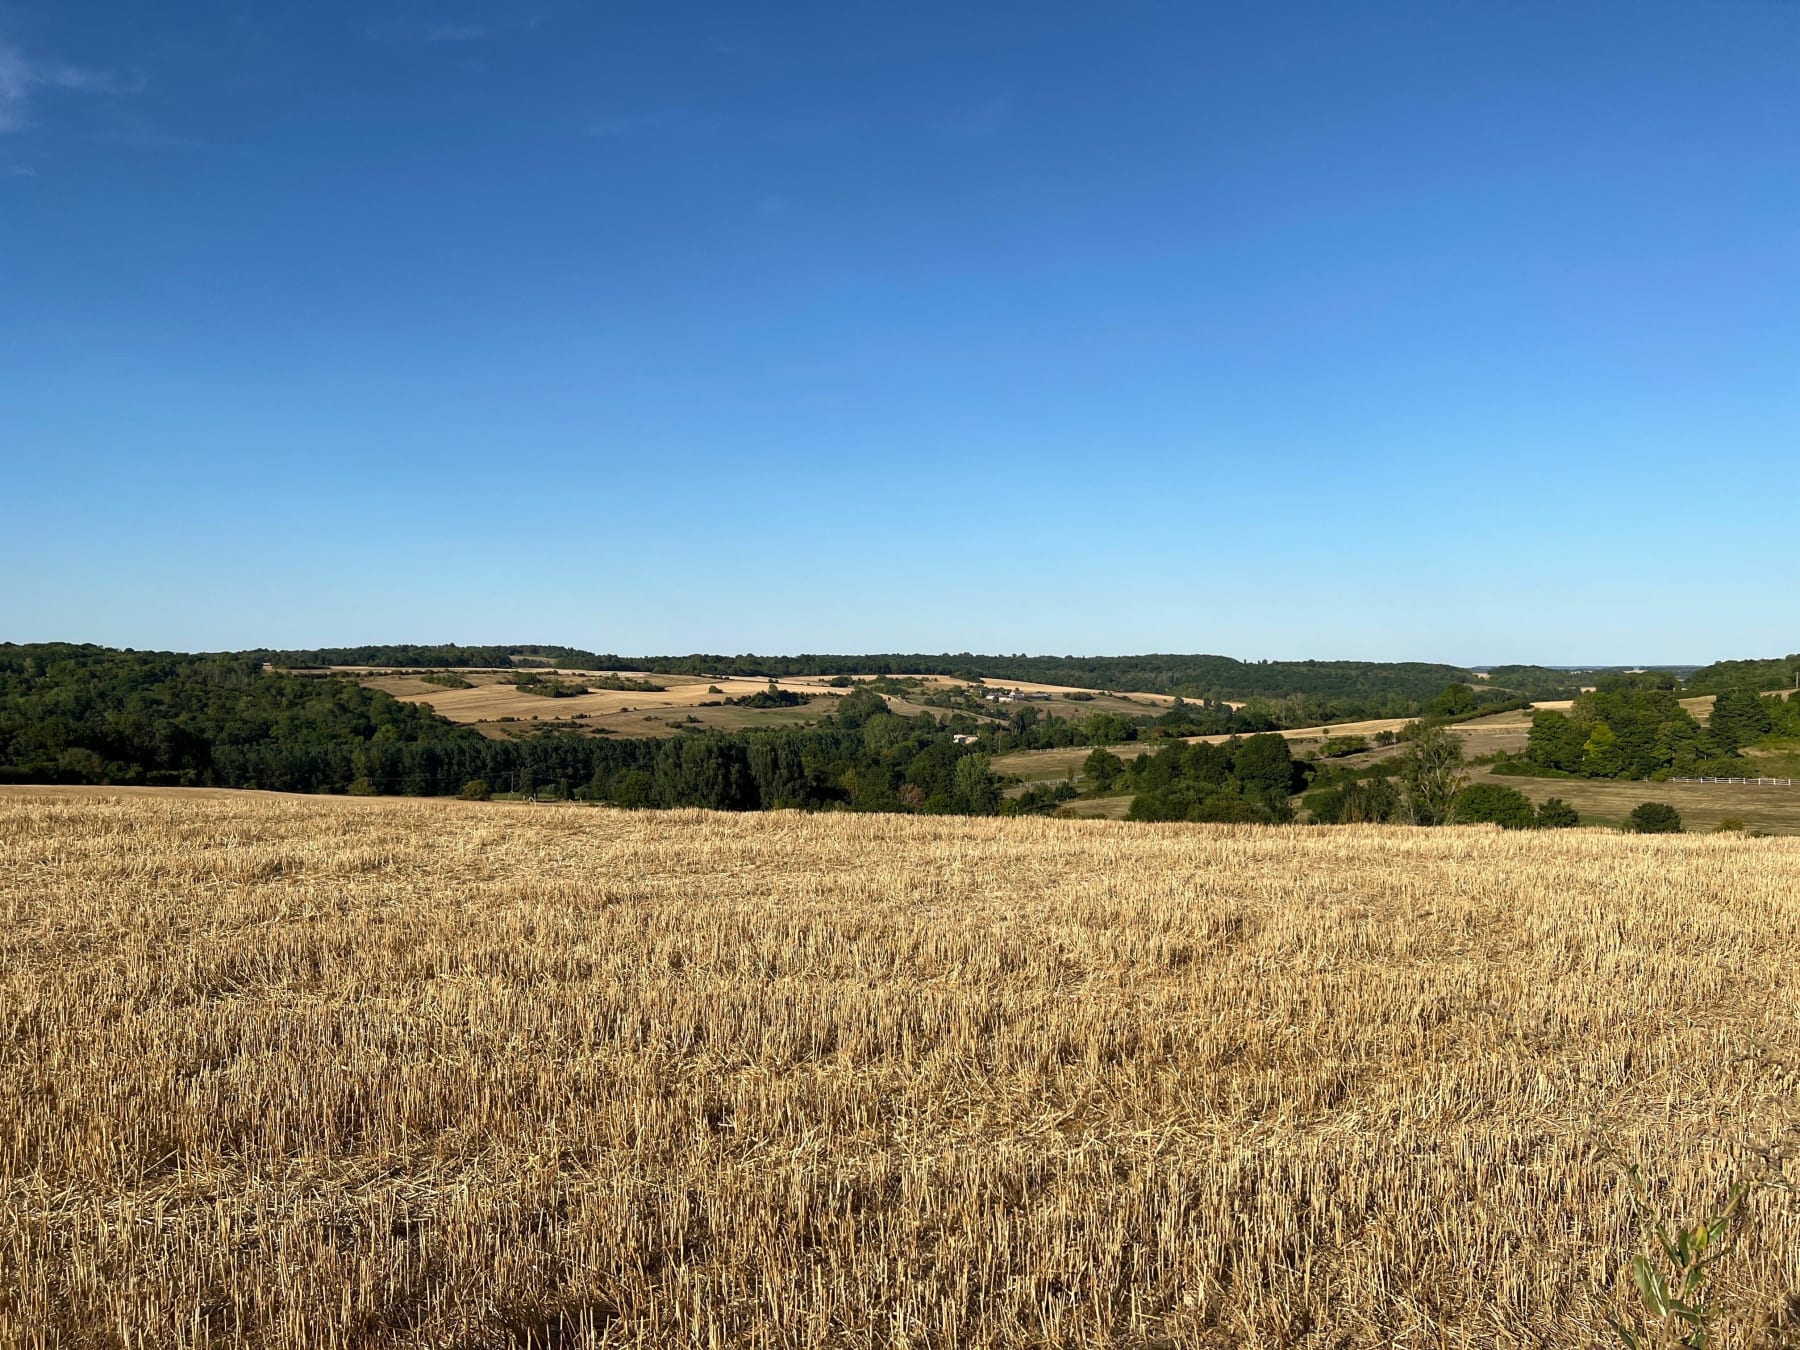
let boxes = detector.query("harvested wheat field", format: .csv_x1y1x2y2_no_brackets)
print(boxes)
4,791,1800,1348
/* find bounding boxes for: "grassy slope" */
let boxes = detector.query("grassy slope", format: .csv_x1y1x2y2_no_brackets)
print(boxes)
1464,768,1800,833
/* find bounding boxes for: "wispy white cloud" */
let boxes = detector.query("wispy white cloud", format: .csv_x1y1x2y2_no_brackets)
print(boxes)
585,112,846,148
370,12,546,45
0,45,33,130
0,41,136,133
935,92,1015,142
426,23,488,43
102,109,205,152
585,113,667,140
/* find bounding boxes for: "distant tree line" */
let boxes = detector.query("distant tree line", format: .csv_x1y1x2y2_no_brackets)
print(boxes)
1684,653,1800,696
244,645,1614,718
250,644,1729,712
726,683,809,708
508,672,592,698
636,653,1596,714
248,644,619,670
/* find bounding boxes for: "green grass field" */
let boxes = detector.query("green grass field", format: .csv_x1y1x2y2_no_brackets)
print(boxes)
643,704,827,734
1740,736,1800,778
1464,768,1800,834
1054,794,1134,819
992,743,1153,784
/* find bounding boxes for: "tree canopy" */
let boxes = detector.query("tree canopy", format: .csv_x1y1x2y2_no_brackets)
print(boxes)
1123,734,1301,824
1520,677,1742,780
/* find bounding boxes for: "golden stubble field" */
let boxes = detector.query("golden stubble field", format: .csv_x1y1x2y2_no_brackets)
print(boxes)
3,790,1799,1348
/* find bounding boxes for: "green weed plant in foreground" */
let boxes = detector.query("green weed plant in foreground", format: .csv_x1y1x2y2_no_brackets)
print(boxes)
1610,1119,1799,1347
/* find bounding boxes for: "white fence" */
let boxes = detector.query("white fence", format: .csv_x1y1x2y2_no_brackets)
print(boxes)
1670,776,1796,787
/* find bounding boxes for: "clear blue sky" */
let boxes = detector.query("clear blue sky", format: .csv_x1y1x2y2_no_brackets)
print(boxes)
3,1,1795,663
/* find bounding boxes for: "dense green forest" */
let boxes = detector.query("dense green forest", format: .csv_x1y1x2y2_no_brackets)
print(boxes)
0,645,1037,814
1101,735,1304,824
1684,652,1800,695
249,644,615,670
1507,674,1800,781
0,644,455,788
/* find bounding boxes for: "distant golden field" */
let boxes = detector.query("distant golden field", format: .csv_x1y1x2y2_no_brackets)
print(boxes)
4,791,1799,1347
347,669,1176,740
354,670,852,738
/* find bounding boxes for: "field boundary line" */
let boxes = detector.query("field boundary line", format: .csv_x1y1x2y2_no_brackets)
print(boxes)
1669,776,1796,787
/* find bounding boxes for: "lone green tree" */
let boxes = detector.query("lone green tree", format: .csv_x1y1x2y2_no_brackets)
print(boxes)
1400,724,1467,825
1451,783,1536,829
1425,682,1476,719
1627,801,1683,834
1232,732,1298,805
1535,797,1580,828
951,753,1002,815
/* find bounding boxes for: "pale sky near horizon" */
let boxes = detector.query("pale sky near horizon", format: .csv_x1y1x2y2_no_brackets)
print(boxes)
3,1,1796,665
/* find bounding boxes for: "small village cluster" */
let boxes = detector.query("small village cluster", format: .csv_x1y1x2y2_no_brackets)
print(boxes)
981,687,1055,704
